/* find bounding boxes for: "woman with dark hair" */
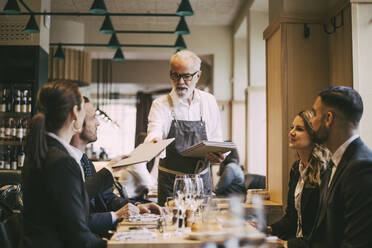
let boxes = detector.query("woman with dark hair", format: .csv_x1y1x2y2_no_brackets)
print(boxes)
267,110,331,240
214,148,245,197
22,81,111,248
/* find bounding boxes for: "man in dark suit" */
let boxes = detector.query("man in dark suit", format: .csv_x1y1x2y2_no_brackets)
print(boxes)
70,97,161,237
289,86,372,247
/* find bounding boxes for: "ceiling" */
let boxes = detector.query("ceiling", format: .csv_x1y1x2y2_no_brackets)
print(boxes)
51,0,245,26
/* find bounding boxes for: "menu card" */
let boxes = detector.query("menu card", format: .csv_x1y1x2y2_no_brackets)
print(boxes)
180,140,236,158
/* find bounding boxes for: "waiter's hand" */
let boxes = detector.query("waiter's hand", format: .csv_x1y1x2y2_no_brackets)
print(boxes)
205,152,225,163
107,154,130,172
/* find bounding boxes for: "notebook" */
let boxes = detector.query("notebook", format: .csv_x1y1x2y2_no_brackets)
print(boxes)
180,140,236,158
112,138,175,168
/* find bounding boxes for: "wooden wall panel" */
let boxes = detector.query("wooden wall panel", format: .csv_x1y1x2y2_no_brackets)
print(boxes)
266,28,284,204
286,22,330,171
328,5,353,86
48,48,91,86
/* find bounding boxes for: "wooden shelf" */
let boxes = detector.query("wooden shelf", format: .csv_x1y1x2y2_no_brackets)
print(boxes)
0,112,32,118
0,140,25,146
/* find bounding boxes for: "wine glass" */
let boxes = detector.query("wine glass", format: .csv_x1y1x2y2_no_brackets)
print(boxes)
173,175,192,234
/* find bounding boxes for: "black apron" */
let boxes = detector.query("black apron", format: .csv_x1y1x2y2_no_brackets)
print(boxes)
157,94,212,206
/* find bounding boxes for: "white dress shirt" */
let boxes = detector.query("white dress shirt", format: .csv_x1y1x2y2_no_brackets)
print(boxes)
46,132,85,181
120,88,224,198
329,134,359,186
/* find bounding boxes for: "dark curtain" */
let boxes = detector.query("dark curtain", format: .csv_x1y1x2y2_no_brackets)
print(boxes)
135,91,153,141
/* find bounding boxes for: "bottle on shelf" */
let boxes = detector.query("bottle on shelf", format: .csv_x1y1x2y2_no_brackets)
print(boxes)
11,118,17,141
14,89,22,113
4,146,11,170
22,89,28,113
11,146,18,170
0,119,5,140
6,88,13,113
5,118,11,140
16,118,24,142
17,144,25,169
23,119,29,138
27,89,32,113
0,150,4,169
0,88,6,112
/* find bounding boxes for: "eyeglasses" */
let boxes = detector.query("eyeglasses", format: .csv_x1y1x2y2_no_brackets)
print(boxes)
170,71,199,82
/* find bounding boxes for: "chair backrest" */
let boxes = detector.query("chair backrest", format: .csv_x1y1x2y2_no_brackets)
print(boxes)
244,174,266,190
0,200,23,248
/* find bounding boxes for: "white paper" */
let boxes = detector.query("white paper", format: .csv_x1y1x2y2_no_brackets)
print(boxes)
112,138,175,168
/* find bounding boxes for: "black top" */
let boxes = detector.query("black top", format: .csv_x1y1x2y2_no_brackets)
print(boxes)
271,160,320,240
22,136,109,248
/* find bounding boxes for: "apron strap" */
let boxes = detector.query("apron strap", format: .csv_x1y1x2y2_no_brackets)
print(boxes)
167,92,205,125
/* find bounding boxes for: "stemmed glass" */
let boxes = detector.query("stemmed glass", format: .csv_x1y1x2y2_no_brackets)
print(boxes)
189,175,204,223
173,175,192,234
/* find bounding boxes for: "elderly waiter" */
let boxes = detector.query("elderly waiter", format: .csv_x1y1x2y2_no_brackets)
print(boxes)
146,50,225,205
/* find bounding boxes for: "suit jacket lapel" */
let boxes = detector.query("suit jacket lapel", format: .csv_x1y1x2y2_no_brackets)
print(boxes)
313,138,361,231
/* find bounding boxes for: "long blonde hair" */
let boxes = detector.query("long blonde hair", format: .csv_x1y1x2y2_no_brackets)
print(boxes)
297,110,331,186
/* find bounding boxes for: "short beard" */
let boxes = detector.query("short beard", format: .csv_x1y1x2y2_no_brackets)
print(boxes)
313,122,329,144
80,132,97,144
175,87,194,99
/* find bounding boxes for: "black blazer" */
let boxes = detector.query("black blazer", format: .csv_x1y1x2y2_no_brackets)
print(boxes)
83,157,128,236
271,160,320,240
308,138,372,248
22,136,111,248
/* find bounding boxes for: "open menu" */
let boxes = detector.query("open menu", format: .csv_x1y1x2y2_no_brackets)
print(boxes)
180,140,236,158
112,138,175,168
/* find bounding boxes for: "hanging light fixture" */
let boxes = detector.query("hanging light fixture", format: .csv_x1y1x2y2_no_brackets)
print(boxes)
89,0,107,14
113,48,124,61
175,16,190,35
107,33,120,49
174,35,187,50
53,43,65,60
3,0,20,14
24,14,39,33
176,0,194,16
99,15,114,34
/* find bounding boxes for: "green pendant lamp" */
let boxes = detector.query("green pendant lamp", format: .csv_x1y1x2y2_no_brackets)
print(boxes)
174,35,187,50
99,15,114,34
54,43,65,60
24,15,40,33
113,48,124,61
175,16,190,35
176,0,193,16
90,0,107,14
3,0,20,14
107,33,120,49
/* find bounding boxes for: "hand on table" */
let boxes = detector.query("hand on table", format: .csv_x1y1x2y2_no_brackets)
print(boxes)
114,203,139,219
137,203,162,215
205,152,225,163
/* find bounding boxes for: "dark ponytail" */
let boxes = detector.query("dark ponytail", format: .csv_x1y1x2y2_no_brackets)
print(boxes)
26,112,48,169
25,80,82,170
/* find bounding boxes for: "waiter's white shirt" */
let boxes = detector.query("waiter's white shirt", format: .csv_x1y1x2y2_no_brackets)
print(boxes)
120,88,224,198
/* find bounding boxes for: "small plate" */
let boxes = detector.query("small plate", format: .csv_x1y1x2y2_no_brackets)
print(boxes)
188,231,227,242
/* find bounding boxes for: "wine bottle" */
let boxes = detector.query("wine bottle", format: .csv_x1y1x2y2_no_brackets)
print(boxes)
0,150,5,169
0,88,6,112
17,145,25,169
22,89,28,113
16,118,24,142
11,146,18,170
4,146,11,170
6,88,13,113
0,119,5,140
14,89,21,113
11,118,17,141
27,89,32,113
5,118,11,140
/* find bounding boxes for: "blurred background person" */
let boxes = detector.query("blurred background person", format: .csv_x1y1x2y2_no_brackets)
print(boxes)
214,148,245,197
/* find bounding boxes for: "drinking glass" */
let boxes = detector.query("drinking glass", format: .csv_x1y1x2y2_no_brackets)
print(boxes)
173,175,192,234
